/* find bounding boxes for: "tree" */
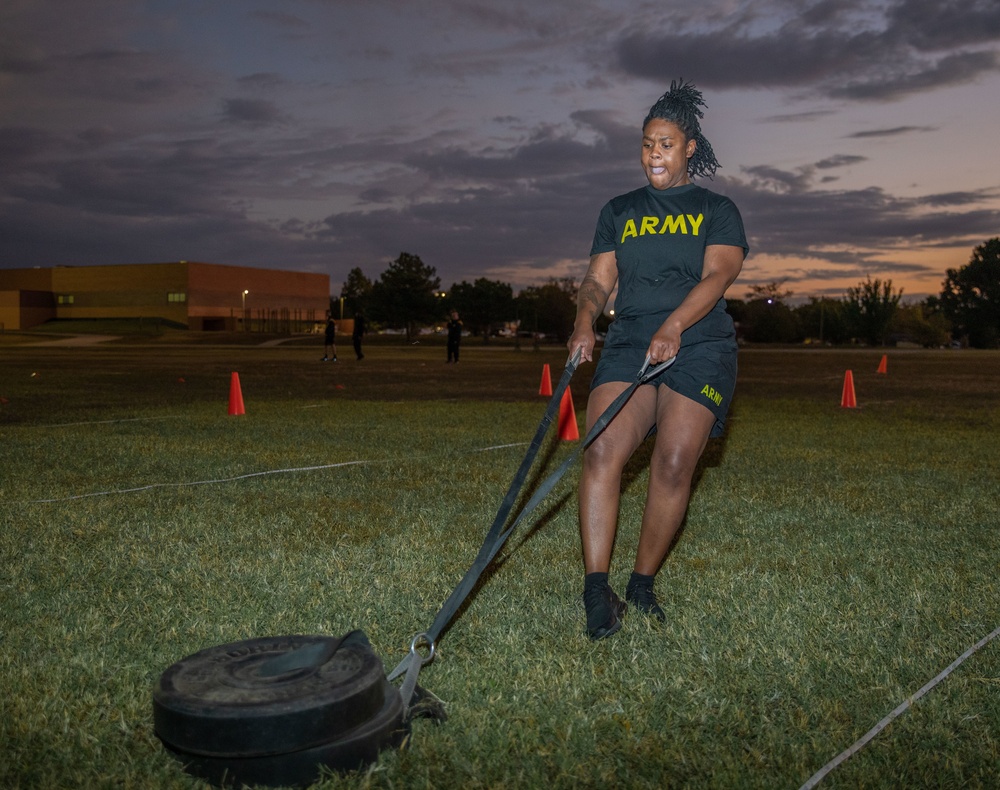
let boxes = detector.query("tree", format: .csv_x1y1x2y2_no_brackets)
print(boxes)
794,297,851,345
369,252,441,341
739,297,800,343
745,281,793,304
844,276,902,346
448,278,515,343
516,278,577,343
339,267,373,318
939,238,1000,348
889,300,951,348
735,282,799,343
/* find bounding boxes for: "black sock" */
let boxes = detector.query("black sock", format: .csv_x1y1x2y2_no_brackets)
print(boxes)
627,571,655,592
584,571,609,591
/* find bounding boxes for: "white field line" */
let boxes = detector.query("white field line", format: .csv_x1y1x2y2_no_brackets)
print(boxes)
800,624,1000,789
19,442,530,504
35,415,187,428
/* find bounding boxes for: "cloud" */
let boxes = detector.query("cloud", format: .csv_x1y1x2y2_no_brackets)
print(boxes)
814,155,867,169
886,0,1000,51
237,72,290,89
0,56,47,75
846,125,937,138
830,50,999,100
761,110,837,123
613,0,1000,101
724,172,1000,264
222,98,286,125
0,126,56,163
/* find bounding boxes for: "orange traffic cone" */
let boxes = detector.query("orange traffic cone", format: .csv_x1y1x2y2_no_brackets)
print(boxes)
539,363,553,396
841,370,857,408
228,372,246,415
877,354,887,374
558,388,579,440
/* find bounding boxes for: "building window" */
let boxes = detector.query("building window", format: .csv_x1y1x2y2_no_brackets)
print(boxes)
57,294,74,304
167,292,187,303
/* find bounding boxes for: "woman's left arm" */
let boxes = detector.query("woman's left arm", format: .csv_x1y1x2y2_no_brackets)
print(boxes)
645,244,745,364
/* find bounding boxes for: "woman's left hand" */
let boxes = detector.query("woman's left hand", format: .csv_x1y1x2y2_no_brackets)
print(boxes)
647,321,681,365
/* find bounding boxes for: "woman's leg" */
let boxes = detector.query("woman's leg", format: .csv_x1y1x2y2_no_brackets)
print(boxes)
579,382,658,573
579,382,659,638
633,385,716,576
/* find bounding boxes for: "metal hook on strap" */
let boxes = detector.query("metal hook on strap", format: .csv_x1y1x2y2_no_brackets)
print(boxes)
390,632,437,717
408,632,436,666
638,353,677,383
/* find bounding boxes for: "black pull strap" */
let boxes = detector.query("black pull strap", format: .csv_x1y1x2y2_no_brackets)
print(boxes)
385,355,676,716
386,352,580,706
482,354,676,548
254,630,365,677
421,350,582,645
389,353,675,689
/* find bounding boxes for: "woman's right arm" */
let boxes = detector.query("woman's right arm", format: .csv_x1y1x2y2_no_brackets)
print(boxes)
567,251,618,363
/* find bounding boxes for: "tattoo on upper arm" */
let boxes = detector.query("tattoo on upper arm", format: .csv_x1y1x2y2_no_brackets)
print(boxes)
579,272,609,319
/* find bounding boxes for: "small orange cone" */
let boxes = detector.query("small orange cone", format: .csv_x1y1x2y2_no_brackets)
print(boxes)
558,388,579,440
877,354,887,374
539,364,553,396
228,372,245,415
841,370,857,408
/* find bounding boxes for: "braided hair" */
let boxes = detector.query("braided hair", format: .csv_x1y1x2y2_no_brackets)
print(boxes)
643,80,720,180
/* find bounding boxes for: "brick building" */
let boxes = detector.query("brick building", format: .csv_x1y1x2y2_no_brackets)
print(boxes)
0,261,329,331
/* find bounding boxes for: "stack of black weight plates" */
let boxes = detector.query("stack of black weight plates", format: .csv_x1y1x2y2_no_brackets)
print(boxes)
153,633,407,788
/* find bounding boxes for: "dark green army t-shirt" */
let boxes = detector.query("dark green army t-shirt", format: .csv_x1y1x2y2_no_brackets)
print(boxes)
589,182,748,337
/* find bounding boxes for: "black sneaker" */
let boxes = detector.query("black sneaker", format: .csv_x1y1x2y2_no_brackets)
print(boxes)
583,583,626,640
625,580,666,622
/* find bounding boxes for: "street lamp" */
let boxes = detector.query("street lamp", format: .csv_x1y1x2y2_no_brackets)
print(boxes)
242,290,249,331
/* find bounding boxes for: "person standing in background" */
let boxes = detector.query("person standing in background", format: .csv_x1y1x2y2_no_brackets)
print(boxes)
322,312,338,362
446,310,463,363
352,310,367,360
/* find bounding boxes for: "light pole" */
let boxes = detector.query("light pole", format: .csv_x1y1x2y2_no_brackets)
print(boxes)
242,290,249,331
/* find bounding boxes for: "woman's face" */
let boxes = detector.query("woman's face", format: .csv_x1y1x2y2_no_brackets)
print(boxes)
640,118,696,190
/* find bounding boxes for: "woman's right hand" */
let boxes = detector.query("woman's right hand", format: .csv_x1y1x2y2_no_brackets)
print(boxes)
567,323,597,363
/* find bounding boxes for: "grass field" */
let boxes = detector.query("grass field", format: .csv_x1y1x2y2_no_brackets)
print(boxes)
2,334,999,789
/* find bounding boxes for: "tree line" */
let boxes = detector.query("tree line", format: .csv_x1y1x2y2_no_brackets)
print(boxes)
337,252,590,344
337,238,1000,348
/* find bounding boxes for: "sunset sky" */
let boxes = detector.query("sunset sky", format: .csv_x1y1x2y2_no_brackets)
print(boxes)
3,0,999,303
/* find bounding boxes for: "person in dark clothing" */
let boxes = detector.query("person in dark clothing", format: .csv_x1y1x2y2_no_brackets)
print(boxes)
352,311,367,360
567,81,748,640
322,312,338,362
446,310,462,363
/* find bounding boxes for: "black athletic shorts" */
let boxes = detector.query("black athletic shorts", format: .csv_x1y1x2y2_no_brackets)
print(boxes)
591,312,738,438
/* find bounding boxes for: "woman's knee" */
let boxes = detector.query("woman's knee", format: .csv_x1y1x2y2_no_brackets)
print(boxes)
582,434,631,475
648,444,699,489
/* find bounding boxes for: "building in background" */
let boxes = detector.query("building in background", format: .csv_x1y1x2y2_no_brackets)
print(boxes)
0,261,329,331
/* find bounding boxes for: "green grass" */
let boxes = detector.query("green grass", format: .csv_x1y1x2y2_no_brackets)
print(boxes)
2,342,999,788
